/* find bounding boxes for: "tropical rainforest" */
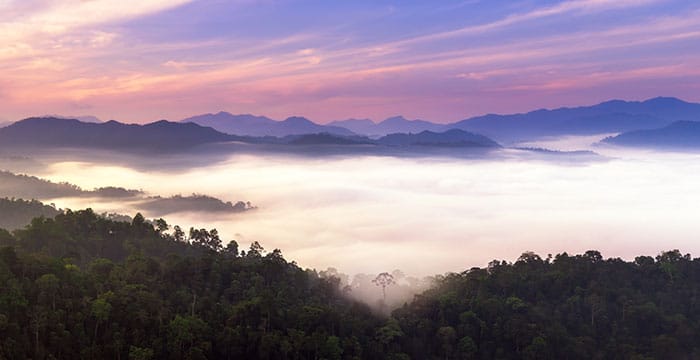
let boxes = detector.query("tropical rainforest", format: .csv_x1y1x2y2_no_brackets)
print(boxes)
0,198,698,359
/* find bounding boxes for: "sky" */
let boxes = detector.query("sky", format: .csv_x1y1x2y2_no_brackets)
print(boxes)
1,0,699,123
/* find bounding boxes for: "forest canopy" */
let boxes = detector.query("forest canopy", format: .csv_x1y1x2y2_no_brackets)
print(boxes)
0,209,698,359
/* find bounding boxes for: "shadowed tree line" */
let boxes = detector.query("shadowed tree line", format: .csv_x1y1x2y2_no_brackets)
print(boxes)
1,208,700,359
390,251,700,359
0,198,61,230
0,209,385,359
0,171,254,217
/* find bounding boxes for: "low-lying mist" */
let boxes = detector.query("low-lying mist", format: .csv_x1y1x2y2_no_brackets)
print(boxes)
13,143,698,281
0,169,255,216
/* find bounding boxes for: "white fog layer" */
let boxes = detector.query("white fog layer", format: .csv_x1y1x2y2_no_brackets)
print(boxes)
24,143,700,276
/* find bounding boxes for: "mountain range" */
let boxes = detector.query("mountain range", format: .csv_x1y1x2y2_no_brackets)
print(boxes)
3,96,699,152
179,97,700,144
377,129,500,148
602,121,700,149
282,129,500,148
328,116,444,137
0,117,502,154
0,117,240,152
43,114,103,123
449,97,700,143
182,112,354,137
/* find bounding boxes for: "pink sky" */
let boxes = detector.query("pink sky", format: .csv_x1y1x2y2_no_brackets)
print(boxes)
1,0,699,124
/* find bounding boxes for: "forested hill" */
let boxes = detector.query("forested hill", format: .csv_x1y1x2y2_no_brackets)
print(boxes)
602,121,700,149
0,209,383,359
392,250,700,359
1,210,699,359
0,198,61,230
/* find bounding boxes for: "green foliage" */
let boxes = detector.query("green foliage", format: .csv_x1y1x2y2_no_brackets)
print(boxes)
1,209,699,359
391,250,700,359
0,209,383,359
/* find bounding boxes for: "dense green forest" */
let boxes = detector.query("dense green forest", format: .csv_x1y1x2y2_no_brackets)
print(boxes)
1,208,699,359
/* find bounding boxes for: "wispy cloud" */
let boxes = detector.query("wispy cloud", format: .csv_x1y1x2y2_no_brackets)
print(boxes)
0,0,193,60
1,0,193,32
0,0,697,122
388,0,661,47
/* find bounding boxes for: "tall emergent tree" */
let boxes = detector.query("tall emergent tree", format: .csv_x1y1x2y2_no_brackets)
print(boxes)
372,272,395,301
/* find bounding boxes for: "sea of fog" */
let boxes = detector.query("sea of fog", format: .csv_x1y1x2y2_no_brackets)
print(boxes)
26,140,700,277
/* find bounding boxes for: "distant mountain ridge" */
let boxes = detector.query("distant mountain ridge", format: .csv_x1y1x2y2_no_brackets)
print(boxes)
180,97,700,142
377,129,500,148
284,133,374,146
602,121,700,149
0,117,503,156
329,116,444,137
182,112,354,137
449,97,700,143
281,129,500,148
0,117,239,151
326,118,375,134
42,114,102,123
4,96,699,153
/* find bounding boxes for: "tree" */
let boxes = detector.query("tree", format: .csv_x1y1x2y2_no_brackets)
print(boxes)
173,225,185,242
35,273,60,311
129,346,154,360
372,272,395,302
458,336,477,359
224,240,239,257
91,295,112,342
247,241,265,258
437,326,456,359
376,318,403,351
154,218,169,235
188,228,222,252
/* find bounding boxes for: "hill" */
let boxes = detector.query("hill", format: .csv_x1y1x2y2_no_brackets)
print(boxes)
0,170,147,201
0,198,61,230
285,133,374,146
0,209,383,359
602,121,700,149
0,209,698,359
183,112,354,137
391,250,700,359
0,170,253,217
330,116,444,137
41,114,102,123
449,97,700,144
185,97,700,143
0,117,240,152
377,129,500,147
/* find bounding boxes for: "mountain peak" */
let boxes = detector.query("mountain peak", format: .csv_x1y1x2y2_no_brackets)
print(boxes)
382,116,408,123
40,114,102,123
603,120,700,149
378,128,500,148
17,116,80,125
283,116,314,125
0,116,235,152
147,119,176,127
596,99,628,106
643,96,687,105
184,113,353,137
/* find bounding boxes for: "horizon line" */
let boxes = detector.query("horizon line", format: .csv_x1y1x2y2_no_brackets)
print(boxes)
7,95,692,126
